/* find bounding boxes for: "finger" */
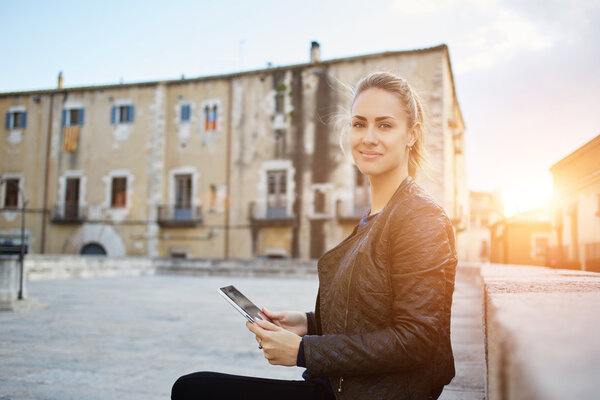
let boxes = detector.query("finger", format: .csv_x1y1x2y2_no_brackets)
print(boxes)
246,320,264,336
262,307,283,320
254,317,281,331
257,311,273,323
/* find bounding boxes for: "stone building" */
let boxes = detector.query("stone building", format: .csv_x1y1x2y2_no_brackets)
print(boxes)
0,43,468,260
490,207,552,266
464,190,504,262
549,134,600,271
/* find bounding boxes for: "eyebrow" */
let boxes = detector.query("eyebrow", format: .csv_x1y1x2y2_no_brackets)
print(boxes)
352,115,396,122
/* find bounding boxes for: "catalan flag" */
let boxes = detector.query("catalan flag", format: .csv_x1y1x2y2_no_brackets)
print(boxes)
63,126,80,152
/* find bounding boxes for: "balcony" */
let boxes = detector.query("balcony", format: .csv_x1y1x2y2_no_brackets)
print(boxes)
0,235,29,255
51,205,87,224
336,200,369,223
157,205,203,227
249,201,295,227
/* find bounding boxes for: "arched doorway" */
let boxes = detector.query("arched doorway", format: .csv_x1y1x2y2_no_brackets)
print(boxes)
80,242,107,256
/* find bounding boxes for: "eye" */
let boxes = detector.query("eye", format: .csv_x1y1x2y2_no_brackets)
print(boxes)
378,123,392,129
352,121,365,128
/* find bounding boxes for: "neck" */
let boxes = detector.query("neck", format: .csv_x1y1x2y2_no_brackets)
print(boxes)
368,166,409,215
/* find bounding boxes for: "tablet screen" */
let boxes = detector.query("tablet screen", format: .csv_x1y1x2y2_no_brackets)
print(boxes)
219,285,262,321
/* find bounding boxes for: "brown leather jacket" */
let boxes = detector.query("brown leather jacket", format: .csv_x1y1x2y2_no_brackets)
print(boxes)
303,176,457,399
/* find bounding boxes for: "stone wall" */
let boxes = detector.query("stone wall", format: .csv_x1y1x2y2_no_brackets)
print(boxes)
482,263,600,400
23,254,317,280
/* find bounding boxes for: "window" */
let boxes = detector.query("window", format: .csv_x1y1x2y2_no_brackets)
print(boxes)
314,189,326,214
111,177,127,208
181,104,191,122
174,174,192,220
175,174,192,209
111,105,135,124
274,130,286,158
275,92,285,113
266,170,287,218
62,108,85,126
5,111,27,130
204,104,218,131
532,235,549,259
480,215,489,227
3,179,19,208
64,177,80,220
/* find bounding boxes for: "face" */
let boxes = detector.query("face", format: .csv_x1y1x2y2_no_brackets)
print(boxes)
350,88,416,180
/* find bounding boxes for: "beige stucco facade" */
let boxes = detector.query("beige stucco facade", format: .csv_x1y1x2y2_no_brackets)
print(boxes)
549,134,600,271
1,43,468,260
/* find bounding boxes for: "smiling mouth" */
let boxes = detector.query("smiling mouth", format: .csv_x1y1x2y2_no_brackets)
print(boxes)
360,151,382,159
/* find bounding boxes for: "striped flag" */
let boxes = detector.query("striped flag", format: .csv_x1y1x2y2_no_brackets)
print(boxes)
63,126,80,152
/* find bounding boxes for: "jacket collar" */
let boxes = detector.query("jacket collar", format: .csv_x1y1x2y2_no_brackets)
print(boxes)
379,175,414,214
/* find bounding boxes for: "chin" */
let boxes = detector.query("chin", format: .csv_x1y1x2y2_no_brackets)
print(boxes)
355,164,379,177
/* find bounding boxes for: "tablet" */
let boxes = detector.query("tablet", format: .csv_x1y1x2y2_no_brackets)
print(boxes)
219,285,262,323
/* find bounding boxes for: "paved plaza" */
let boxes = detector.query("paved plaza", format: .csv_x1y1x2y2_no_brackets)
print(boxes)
0,268,485,399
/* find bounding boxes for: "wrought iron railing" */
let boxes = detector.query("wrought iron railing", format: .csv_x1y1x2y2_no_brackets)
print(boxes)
248,201,295,225
51,205,87,223
157,205,203,226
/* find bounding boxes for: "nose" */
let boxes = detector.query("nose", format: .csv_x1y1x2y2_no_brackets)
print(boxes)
361,126,378,145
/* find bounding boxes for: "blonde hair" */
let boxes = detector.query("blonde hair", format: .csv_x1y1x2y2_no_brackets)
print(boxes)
337,71,433,180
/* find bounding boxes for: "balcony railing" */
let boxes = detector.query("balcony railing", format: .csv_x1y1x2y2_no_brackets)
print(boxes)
51,205,87,224
336,200,369,223
248,202,295,226
157,205,203,227
0,235,29,255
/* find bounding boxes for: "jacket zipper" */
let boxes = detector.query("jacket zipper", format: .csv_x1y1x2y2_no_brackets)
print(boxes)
337,252,359,395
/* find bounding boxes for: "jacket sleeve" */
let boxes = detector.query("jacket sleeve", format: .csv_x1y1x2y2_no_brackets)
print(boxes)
303,206,457,377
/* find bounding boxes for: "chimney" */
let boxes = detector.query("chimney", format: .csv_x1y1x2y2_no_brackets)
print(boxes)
310,41,321,63
57,71,63,89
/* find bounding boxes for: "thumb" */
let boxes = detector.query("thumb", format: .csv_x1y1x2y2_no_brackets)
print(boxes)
262,306,283,320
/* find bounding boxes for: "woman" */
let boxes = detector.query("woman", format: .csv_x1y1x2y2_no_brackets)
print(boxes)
172,71,457,400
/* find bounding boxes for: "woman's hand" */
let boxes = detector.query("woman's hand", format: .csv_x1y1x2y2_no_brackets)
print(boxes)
246,318,302,367
259,307,308,337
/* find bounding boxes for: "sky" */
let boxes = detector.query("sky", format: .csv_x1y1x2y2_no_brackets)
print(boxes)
1,0,599,216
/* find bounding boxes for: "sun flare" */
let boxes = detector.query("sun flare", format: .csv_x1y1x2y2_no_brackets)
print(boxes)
501,174,554,217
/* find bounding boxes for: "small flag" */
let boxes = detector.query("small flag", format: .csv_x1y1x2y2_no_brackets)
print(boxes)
63,126,80,152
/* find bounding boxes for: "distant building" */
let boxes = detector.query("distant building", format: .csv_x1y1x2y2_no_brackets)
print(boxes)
464,190,503,262
549,134,600,271
490,207,552,266
0,43,468,259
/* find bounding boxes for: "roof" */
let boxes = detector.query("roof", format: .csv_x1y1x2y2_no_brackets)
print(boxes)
550,134,600,173
0,44,457,98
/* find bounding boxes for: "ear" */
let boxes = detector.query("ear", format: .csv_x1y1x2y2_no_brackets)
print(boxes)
408,123,420,147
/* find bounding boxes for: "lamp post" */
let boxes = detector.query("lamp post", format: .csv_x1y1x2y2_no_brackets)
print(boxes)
0,179,27,300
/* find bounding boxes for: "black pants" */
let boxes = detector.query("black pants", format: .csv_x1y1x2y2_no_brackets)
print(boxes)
172,371,444,399
171,372,335,400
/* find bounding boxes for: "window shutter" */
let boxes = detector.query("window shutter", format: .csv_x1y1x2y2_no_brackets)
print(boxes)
78,108,85,126
5,113,10,130
22,112,27,128
111,106,116,124
129,105,135,123
62,110,67,126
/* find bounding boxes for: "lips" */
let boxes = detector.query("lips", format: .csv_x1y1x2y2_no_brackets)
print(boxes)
359,150,382,159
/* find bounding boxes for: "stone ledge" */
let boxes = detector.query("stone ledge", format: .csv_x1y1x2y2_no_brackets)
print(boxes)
22,255,318,280
482,263,600,400
25,255,155,281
